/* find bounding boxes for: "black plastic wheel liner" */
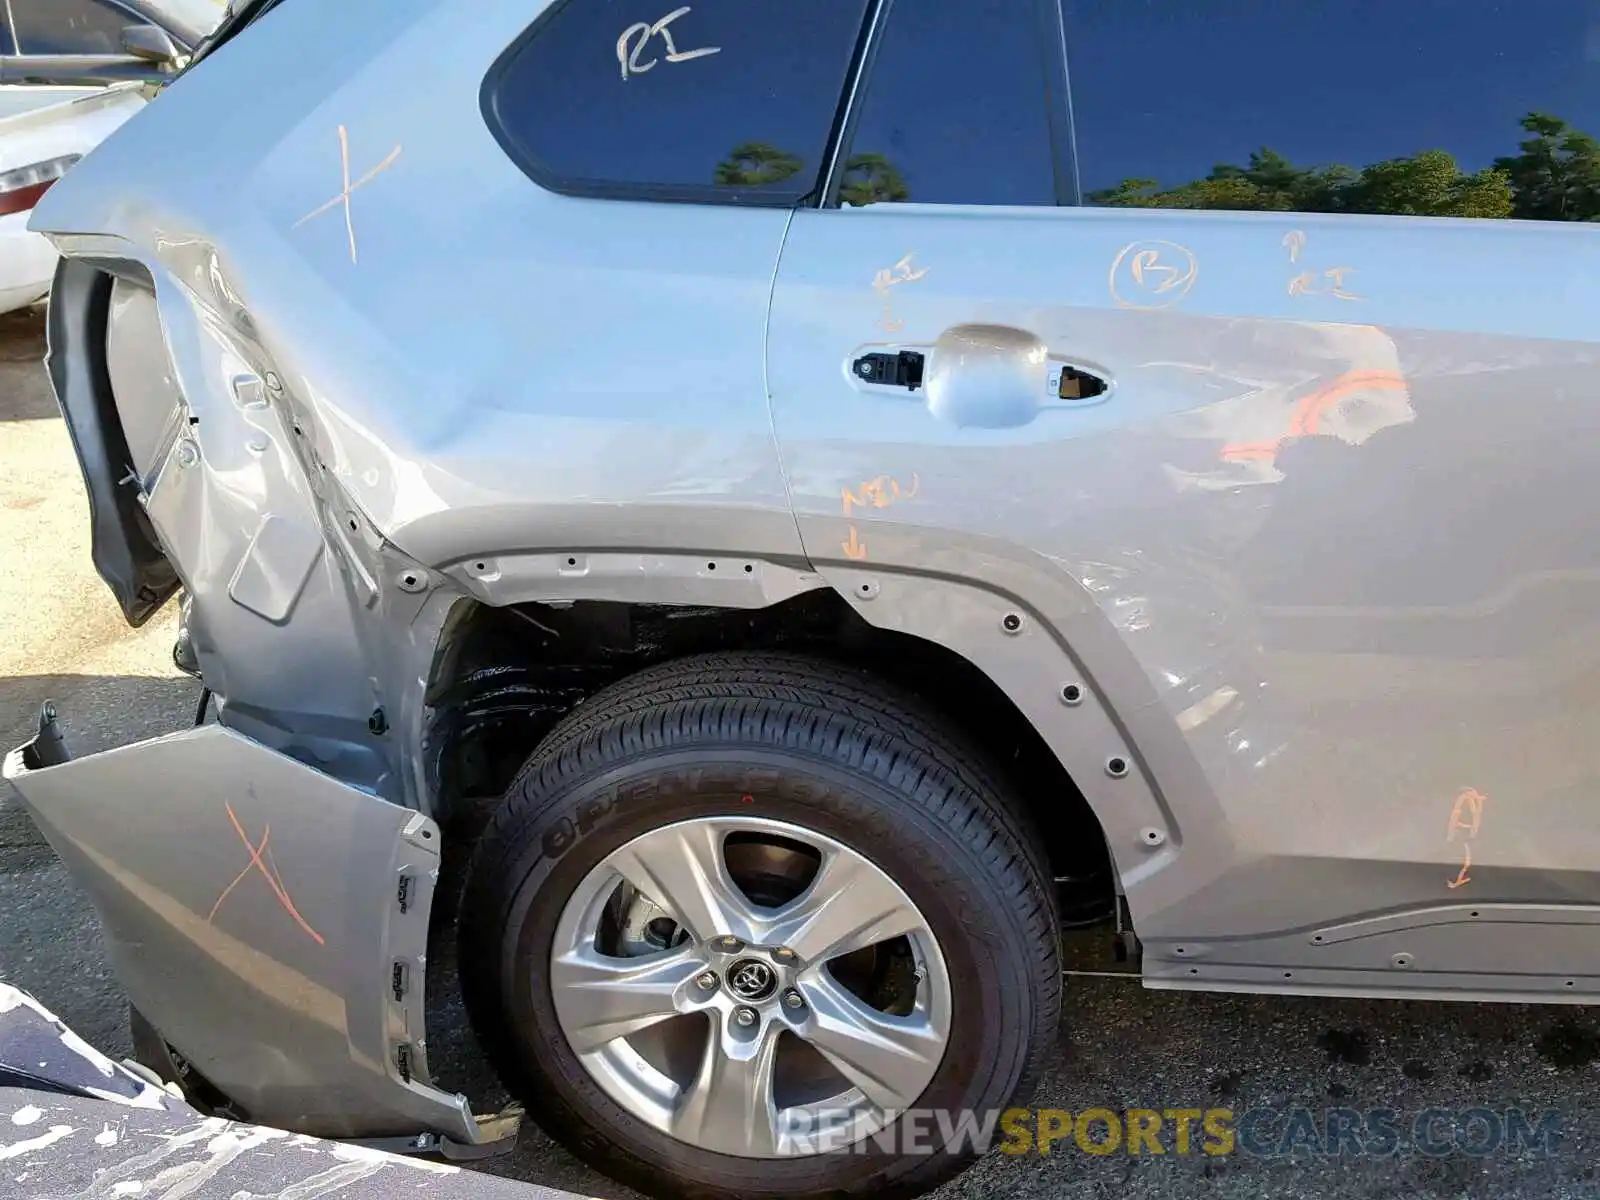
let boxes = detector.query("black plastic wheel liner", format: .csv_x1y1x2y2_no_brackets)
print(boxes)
45,259,180,627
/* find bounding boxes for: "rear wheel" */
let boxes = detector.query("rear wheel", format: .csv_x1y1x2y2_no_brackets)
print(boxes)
458,652,1060,1200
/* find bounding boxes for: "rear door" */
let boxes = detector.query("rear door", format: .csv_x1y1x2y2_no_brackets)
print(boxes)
766,0,1600,991
2,0,164,86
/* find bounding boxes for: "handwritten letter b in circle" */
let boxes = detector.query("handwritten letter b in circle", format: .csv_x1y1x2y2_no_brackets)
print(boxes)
1110,240,1198,311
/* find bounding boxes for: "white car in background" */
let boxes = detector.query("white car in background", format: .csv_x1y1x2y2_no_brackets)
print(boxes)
0,0,226,314
0,82,146,314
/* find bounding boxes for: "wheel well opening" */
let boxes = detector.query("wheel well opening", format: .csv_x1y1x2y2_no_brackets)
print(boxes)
423,589,1117,929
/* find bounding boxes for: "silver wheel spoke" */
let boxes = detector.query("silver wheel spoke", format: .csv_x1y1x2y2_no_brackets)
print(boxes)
672,1021,783,1156
608,820,761,944
800,972,944,1113
767,847,923,964
552,816,953,1159
550,945,702,1053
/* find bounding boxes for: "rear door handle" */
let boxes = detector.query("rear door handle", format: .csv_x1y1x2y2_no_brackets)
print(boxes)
847,326,1112,428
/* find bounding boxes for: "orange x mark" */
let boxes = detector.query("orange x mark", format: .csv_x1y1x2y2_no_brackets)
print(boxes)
207,801,325,946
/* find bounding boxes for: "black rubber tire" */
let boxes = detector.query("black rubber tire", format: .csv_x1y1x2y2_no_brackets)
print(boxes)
458,651,1061,1200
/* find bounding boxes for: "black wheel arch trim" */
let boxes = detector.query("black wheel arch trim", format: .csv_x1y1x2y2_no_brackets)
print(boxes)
46,258,180,627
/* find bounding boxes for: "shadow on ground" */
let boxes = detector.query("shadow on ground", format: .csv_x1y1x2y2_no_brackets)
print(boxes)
0,306,53,422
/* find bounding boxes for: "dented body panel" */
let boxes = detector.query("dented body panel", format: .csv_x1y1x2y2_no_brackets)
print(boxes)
11,0,1600,1151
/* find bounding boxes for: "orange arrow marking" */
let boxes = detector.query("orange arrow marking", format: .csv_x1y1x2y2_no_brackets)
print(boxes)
842,526,868,560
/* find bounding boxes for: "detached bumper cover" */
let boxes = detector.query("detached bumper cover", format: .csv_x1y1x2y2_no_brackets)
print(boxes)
3,709,505,1150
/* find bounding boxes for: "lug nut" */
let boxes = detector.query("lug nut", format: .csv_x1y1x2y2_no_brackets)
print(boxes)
695,971,718,991
715,936,744,952
782,989,805,1011
734,1007,758,1028
772,946,796,963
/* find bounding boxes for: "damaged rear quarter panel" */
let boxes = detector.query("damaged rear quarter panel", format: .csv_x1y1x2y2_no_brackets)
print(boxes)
21,0,803,1147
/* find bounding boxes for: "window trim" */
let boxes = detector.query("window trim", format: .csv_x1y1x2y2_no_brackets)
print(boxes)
816,0,893,207
819,0,1079,210
479,0,882,208
6,0,158,58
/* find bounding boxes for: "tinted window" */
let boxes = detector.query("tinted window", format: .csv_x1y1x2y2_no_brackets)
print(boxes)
1067,0,1600,220
12,0,138,55
838,0,1061,206
487,0,872,204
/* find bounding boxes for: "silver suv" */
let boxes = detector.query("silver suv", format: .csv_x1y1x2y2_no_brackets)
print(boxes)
8,1,1600,1198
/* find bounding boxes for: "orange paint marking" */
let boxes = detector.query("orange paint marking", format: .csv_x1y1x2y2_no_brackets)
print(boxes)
1444,788,1487,890
841,474,919,518
839,472,919,562
1447,841,1473,889
209,801,326,946
1289,371,1407,438
1219,371,1408,463
1447,787,1487,842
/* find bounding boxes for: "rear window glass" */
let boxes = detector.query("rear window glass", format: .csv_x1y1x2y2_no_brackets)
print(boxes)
484,0,873,204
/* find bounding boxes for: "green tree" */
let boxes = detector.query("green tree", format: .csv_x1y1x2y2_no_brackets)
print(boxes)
1086,112,1600,221
713,142,803,188
1493,113,1600,221
838,152,910,206
1089,150,1354,212
1341,150,1513,218
1084,177,1164,207
1091,147,1509,217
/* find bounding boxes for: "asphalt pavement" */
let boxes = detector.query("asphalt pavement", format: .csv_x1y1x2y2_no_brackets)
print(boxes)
3,305,1600,1199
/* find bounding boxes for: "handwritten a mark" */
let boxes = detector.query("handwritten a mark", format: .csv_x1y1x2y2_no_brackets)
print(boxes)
1109,240,1197,311
1283,230,1361,300
1445,787,1488,889
618,6,720,80
842,527,868,560
208,801,326,946
872,253,929,333
292,125,402,267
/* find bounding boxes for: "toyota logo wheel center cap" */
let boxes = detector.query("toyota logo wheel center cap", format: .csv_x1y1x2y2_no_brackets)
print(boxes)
727,958,778,1001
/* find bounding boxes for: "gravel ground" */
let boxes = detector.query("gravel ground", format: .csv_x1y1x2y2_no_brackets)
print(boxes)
3,305,1599,1199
